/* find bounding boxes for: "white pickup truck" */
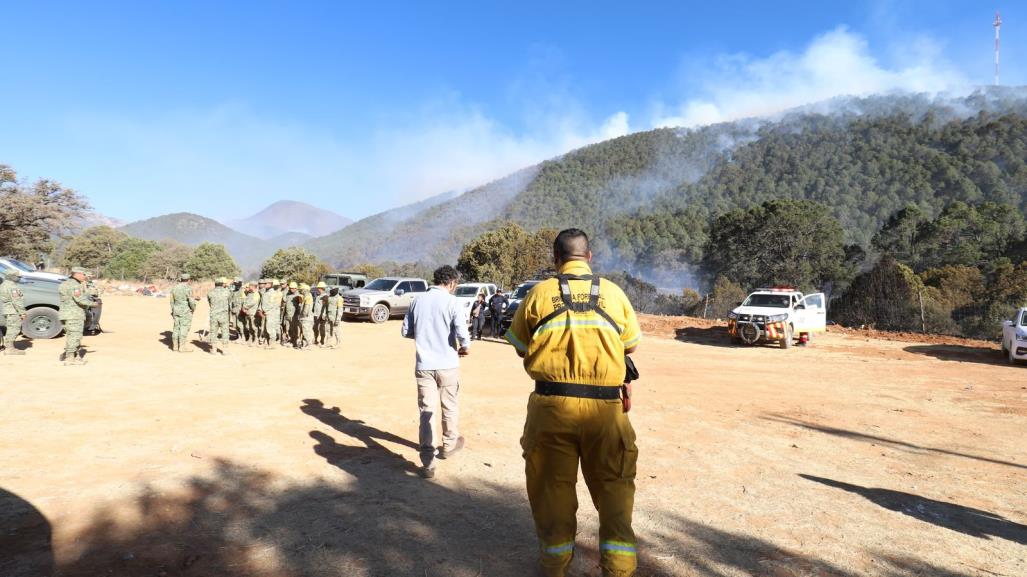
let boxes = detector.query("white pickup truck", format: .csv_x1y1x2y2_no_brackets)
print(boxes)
727,287,827,348
1001,308,1027,364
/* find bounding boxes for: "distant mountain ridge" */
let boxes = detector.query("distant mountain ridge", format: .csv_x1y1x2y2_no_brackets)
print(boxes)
119,212,305,271
226,200,351,239
300,87,1027,275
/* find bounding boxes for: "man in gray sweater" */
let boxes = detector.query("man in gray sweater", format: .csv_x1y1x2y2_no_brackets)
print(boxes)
401,265,471,479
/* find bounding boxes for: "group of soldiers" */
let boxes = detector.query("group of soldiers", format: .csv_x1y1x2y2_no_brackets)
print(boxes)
169,275,345,354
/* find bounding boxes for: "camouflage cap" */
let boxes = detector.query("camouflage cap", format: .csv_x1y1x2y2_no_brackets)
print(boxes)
70,267,88,275
215,277,225,285
234,276,243,283
180,273,191,281
4,269,20,280
271,278,280,286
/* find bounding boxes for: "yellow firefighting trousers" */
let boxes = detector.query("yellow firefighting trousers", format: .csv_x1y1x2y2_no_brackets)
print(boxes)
521,392,638,577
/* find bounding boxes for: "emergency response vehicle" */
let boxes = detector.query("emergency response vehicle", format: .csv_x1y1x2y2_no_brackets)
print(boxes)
727,286,826,348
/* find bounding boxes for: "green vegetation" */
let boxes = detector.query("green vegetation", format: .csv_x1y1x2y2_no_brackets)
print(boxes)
0,164,88,260
184,242,240,280
456,223,556,290
260,247,330,285
700,200,853,291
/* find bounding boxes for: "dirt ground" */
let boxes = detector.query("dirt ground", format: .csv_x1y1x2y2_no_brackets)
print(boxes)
1,294,1025,577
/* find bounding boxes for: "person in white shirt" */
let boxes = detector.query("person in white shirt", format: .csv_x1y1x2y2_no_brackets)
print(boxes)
401,265,471,478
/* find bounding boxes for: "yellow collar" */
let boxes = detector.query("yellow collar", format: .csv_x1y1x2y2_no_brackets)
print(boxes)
558,261,593,276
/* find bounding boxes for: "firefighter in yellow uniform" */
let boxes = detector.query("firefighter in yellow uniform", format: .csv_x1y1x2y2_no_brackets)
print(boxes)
505,228,642,577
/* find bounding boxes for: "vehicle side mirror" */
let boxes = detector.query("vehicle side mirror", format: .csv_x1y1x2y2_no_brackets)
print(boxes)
395,289,405,296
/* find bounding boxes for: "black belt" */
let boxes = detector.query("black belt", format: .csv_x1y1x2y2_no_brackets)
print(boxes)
535,381,621,400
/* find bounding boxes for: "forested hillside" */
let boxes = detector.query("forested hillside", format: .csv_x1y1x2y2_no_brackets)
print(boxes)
306,88,1027,283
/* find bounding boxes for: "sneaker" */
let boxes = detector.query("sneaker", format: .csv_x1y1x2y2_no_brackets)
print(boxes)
419,466,436,479
439,436,465,459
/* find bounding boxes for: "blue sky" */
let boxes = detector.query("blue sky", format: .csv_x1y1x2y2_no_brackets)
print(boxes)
1,1,1023,224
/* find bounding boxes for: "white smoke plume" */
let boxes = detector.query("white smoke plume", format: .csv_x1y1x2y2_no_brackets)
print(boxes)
652,27,970,128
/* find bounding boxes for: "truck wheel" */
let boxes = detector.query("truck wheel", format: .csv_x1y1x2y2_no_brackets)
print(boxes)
22,308,63,339
781,324,793,349
370,304,390,324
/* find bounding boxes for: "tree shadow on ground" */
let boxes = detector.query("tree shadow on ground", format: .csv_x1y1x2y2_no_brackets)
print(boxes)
763,414,1026,470
46,457,540,577
0,487,53,577
8,464,992,577
902,344,1005,367
646,513,981,577
800,474,1027,545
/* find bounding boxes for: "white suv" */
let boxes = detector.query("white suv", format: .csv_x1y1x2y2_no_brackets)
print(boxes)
1001,308,1027,364
454,283,497,321
728,287,826,348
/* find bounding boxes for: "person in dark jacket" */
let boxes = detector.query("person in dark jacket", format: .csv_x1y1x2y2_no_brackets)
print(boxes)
469,293,488,340
489,289,508,338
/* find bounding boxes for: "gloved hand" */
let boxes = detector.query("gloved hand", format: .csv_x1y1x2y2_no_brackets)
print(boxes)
621,383,632,413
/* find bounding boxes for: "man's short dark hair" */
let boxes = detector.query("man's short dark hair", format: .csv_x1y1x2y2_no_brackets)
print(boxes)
554,228,590,261
433,265,461,286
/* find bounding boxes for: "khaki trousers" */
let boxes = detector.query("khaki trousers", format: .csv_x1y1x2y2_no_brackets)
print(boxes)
415,368,460,469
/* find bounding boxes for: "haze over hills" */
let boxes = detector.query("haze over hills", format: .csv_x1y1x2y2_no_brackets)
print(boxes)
226,200,351,240
110,87,1027,283
300,87,1027,281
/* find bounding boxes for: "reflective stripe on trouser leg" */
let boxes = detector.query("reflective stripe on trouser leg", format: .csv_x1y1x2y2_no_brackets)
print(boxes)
580,398,638,577
522,393,581,577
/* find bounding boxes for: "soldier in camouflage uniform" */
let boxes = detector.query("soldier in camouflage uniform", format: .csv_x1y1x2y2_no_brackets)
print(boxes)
240,281,260,346
284,281,299,347
207,277,232,355
253,279,266,345
59,267,98,365
170,273,198,352
326,286,343,348
312,281,328,347
229,277,244,338
262,279,283,349
1,270,27,355
298,283,315,350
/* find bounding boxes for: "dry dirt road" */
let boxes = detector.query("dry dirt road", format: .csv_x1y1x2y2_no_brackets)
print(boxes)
1,294,1025,577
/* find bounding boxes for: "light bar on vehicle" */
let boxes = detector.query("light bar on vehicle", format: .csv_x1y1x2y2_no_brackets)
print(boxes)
754,286,799,292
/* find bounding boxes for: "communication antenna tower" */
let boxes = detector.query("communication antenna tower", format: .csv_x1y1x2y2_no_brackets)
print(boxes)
994,11,1002,86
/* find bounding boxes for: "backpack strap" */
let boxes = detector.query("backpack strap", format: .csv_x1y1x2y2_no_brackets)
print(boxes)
530,275,622,335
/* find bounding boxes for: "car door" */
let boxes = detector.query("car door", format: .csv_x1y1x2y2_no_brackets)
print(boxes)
798,293,827,332
393,281,414,313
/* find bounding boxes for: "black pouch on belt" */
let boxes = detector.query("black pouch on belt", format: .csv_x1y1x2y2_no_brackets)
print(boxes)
624,355,639,383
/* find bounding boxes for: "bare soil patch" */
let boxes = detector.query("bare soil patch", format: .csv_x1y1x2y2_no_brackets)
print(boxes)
2,296,1024,576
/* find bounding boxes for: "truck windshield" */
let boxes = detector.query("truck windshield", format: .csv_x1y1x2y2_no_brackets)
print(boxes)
454,286,480,297
365,279,398,291
742,294,791,308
